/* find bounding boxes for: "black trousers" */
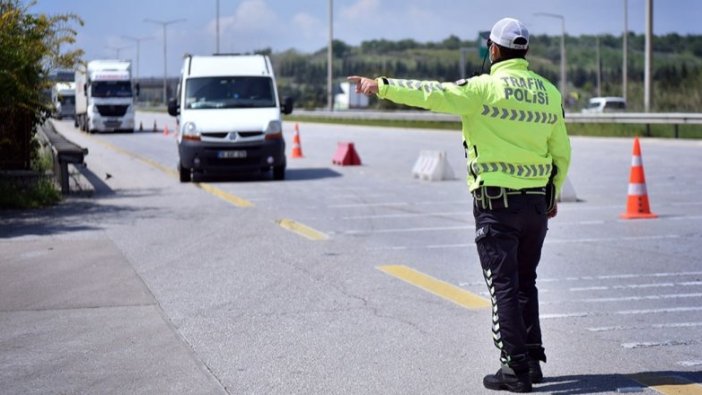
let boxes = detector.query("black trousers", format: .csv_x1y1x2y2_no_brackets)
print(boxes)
473,192,548,370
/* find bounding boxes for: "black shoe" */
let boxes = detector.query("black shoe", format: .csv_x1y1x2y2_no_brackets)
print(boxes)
483,368,532,393
528,360,543,384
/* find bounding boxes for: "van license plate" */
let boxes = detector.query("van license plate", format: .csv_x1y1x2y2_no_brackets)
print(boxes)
218,150,247,159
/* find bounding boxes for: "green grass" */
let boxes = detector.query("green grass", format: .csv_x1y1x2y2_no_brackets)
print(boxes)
0,177,61,209
0,148,61,210
286,115,702,139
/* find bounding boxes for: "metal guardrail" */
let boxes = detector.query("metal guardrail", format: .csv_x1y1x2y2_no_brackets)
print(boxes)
567,112,702,124
39,121,88,194
294,109,702,125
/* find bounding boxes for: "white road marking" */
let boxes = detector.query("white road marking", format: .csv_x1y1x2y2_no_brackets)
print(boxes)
341,225,474,235
341,211,470,220
677,360,702,367
570,281,702,292
588,322,702,332
541,306,702,319
621,340,691,349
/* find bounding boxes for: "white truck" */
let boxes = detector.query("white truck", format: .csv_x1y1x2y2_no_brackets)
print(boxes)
74,60,138,133
51,82,76,119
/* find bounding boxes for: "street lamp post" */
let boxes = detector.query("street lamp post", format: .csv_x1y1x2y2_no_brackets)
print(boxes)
327,0,333,111
121,36,153,82
644,0,653,112
623,0,628,103
107,45,130,59
144,18,186,105
534,12,567,104
216,0,220,53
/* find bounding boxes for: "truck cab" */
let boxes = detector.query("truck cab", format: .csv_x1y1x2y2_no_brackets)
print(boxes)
168,54,293,182
75,60,137,133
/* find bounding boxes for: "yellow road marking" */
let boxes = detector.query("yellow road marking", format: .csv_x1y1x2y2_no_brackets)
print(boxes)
377,265,490,310
277,218,329,241
88,137,178,177
87,135,254,208
629,373,702,395
195,182,253,207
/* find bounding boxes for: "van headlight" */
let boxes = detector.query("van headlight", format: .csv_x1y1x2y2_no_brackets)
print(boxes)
264,120,283,140
182,121,201,141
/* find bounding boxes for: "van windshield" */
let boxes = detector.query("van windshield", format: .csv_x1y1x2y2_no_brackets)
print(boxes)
184,76,276,109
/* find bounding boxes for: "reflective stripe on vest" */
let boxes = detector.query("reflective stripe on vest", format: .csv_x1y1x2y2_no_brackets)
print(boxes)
481,105,558,125
471,162,552,178
387,78,444,93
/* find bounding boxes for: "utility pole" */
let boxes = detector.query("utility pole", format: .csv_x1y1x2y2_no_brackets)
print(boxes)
535,13,567,104
122,36,153,82
145,18,186,105
327,0,334,111
644,0,653,112
596,36,601,97
216,0,220,53
107,45,129,59
623,0,628,102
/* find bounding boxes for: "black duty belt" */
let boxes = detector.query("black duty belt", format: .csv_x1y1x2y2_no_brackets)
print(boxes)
472,186,546,210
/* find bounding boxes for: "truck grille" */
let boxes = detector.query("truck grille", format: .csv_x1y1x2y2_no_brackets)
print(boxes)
96,105,128,117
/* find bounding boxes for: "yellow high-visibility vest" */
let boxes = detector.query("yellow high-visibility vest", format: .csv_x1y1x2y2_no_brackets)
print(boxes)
376,58,571,195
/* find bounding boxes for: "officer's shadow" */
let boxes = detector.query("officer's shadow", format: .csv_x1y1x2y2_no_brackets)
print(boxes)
534,370,701,394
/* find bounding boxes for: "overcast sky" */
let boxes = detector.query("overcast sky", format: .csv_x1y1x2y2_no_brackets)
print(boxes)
31,0,702,78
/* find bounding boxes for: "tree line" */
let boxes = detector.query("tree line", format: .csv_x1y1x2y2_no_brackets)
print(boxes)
269,33,702,112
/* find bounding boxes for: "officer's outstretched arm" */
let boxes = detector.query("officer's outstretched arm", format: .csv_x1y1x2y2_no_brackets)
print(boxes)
349,75,481,116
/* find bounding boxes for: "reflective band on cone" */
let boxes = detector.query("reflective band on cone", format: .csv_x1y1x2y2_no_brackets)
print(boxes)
621,137,657,219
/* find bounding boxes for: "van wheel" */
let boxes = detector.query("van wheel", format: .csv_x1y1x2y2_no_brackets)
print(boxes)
272,165,285,181
179,164,191,182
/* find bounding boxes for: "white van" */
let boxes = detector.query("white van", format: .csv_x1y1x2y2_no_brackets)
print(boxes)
168,54,293,182
582,96,626,113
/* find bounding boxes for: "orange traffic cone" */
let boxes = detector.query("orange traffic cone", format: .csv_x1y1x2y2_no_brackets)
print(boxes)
620,137,657,219
291,123,303,158
163,125,169,136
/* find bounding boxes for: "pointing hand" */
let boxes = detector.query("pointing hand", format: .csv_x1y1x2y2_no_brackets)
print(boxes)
347,76,378,96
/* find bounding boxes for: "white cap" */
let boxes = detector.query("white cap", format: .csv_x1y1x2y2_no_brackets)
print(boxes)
489,17,529,50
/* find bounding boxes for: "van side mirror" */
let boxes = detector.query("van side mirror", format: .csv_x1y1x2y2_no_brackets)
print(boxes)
167,98,179,117
281,96,294,115
135,83,140,97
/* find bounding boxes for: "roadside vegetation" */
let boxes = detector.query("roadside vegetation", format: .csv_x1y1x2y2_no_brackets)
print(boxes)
269,33,702,113
0,0,82,208
0,146,61,209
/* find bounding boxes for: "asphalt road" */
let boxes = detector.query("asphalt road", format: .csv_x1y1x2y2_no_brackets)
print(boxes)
1,111,701,394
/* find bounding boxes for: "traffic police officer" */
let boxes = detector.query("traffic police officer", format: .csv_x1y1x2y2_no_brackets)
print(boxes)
349,17,571,393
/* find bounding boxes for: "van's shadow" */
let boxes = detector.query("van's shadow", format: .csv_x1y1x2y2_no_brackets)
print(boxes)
534,370,701,394
195,167,341,183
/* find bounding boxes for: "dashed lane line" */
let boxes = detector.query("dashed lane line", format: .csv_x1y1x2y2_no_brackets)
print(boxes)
628,373,702,395
85,136,254,208
276,218,329,241
194,182,253,208
377,265,490,310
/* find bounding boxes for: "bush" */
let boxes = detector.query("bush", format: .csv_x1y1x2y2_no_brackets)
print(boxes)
0,0,82,170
